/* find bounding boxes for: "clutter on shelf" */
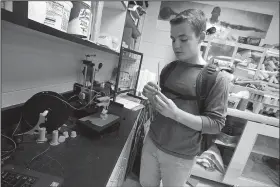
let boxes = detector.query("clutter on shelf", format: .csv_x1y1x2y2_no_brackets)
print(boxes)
238,36,262,46
28,1,73,32
196,144,225,174
67,1,92,38
97,34,120,52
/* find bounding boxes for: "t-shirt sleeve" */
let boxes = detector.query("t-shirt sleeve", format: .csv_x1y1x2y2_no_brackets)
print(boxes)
200,71,229,134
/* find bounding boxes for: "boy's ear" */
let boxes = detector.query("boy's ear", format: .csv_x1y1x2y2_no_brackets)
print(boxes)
199,31,206,43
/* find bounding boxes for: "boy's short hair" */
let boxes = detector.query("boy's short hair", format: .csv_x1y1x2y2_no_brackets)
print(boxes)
170,9,206,37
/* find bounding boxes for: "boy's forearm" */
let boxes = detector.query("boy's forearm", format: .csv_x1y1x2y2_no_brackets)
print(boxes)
172,108,203,131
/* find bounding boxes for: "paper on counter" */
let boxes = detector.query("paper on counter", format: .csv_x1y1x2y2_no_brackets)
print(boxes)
115,97,144,111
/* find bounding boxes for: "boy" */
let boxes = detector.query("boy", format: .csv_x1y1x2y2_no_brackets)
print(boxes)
141,9,229,187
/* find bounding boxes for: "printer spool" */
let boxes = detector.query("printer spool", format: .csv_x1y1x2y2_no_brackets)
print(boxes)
21,91,71,134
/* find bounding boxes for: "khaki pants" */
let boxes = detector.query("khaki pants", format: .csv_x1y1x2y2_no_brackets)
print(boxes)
140,135,196,187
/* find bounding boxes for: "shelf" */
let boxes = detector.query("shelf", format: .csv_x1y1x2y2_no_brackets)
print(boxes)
259,69,278,75
125,12,141,39
252,135,279,159
104,1,127,11
266,49,279,57
238,67,278,76
214,139,237,148
238,43,265,52
189,176,229,187
241,158,278,187
122,47,143,55
201,42,208,47
260,81,279,89
206,38,236,47
1,9,119,56
205,38,265,52
215,139,279,159
191,163,224,184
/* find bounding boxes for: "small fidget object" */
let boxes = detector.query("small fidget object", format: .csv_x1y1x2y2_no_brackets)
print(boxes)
63,131,69,138
50,130,59,146
70,131,77,138
36,127,48,143
100,108,108,120
58,136,66,143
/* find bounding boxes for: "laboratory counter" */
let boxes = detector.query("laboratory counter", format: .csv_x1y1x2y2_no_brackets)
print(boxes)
3,103,141,187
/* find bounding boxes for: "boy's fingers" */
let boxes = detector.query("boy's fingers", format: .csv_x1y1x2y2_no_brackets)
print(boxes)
156,92,169,103
147,82,160,90
144,85,158,93
154,95,166,107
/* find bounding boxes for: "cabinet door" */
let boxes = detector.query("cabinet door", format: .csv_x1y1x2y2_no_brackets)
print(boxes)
223,121,279,187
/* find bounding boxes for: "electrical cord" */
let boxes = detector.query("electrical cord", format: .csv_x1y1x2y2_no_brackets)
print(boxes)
1,134,17,158
40,92,101,111
12,92,101,137
68,94,78,101
26,146,51,169
45,155,65,176
12,114,23,137
3,91,103,157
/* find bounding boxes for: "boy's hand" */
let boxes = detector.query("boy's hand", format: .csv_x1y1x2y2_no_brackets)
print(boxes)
152,91,178,120
142,82,160,100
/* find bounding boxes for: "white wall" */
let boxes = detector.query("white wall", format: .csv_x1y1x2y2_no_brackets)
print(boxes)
100,7,127,51
1,21,119,108
139,1,279,74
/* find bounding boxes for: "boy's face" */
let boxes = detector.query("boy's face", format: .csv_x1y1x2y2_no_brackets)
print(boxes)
170,21,201,61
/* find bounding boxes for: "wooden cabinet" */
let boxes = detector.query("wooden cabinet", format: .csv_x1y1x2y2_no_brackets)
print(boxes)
223,121,279,187
190,109,279,187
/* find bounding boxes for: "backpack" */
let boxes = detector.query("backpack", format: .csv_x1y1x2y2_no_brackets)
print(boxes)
160,60,221,153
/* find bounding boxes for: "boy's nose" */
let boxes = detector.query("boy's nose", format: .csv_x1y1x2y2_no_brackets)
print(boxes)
173,40,181,49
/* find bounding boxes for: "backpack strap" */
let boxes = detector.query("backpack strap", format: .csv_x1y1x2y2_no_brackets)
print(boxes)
160,60,179,89
160,61,205,100
196,63,220,154
196,63,220,113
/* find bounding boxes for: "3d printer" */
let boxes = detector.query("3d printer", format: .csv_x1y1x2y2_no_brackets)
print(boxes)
11,54,120,141
71,54,120,134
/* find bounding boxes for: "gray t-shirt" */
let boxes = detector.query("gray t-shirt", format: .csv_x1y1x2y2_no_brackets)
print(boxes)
149,61,229,159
